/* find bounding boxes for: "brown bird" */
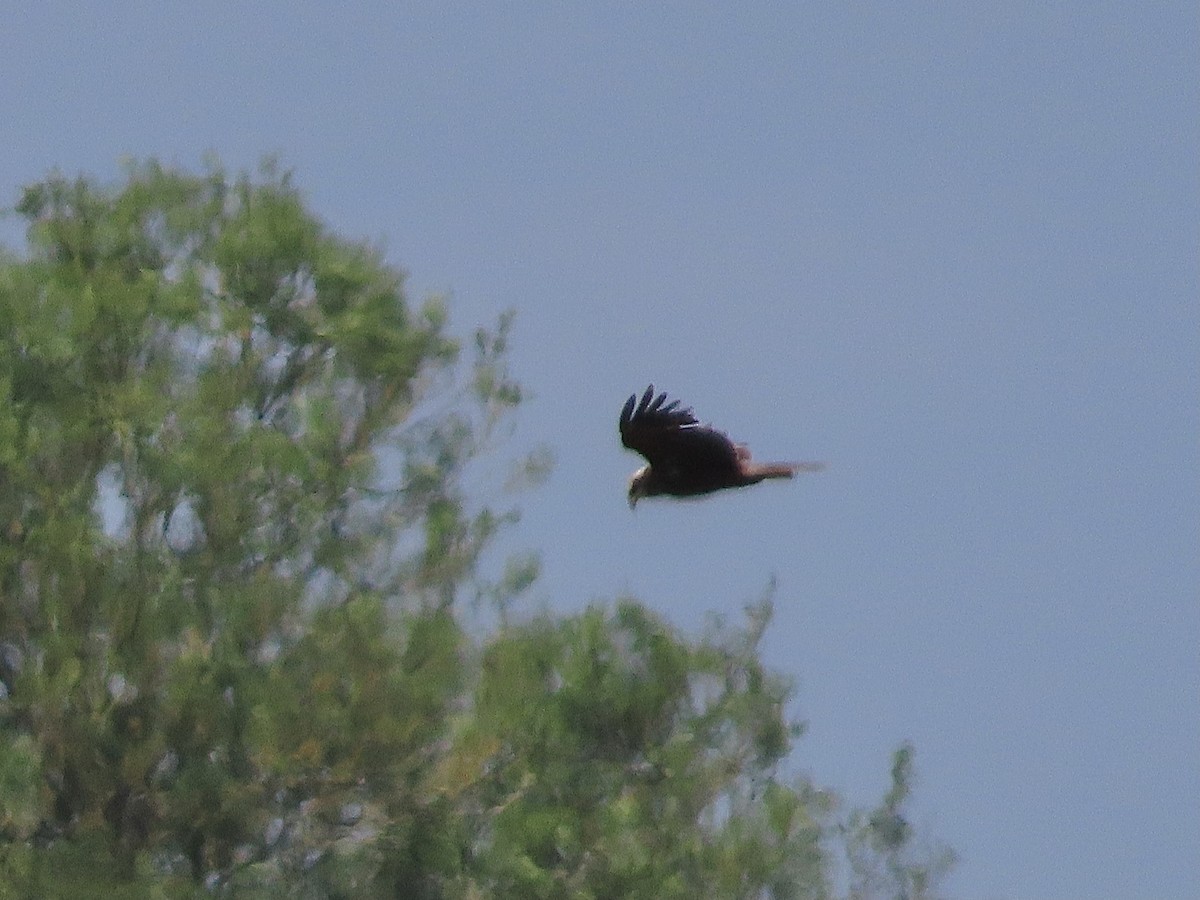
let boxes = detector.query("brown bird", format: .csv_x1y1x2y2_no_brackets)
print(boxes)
620,385,824,507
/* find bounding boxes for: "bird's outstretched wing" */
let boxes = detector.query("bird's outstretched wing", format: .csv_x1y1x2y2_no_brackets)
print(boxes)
619,385,740,472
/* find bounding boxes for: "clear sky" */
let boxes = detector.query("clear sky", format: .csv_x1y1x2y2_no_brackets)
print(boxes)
3,4,1197,898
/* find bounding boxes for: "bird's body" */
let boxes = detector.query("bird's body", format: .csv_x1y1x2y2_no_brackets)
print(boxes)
619,385,823,507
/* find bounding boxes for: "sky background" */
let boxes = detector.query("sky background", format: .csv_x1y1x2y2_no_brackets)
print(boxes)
2,4,1197,898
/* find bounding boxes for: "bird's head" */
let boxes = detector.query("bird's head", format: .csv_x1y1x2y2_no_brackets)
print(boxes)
627,466,651,509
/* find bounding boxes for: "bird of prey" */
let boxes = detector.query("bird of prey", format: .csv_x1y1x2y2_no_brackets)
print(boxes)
619,385,824,507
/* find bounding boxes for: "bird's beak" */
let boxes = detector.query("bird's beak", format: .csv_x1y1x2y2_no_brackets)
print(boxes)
628,494,638,510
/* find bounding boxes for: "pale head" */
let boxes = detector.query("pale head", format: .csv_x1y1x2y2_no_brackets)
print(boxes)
627,465,651,509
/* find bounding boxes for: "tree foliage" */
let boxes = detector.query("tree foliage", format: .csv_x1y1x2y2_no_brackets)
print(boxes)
0,161,950,897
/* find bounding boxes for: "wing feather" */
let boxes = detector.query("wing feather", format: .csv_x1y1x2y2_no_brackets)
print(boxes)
619,385,740,472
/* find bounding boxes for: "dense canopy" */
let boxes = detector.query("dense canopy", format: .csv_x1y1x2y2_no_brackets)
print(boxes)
0,162,946,897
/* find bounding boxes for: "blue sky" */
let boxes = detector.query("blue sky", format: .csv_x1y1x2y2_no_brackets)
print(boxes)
3,4,1197,897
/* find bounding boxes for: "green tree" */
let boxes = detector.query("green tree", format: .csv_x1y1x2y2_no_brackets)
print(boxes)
441,599,833,899
0,160,950,897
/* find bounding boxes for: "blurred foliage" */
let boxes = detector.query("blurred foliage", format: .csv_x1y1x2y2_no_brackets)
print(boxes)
0,160,951,897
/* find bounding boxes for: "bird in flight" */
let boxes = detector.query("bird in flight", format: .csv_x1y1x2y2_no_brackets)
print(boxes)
619,385,824,508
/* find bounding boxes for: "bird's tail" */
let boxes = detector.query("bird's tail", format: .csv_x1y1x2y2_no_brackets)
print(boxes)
743,460,826,481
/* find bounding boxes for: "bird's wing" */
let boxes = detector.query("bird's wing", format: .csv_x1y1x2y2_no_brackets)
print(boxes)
619,385,740,471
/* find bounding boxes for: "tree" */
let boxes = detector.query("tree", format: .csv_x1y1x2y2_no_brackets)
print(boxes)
444,599,831,899
0,160,950,897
